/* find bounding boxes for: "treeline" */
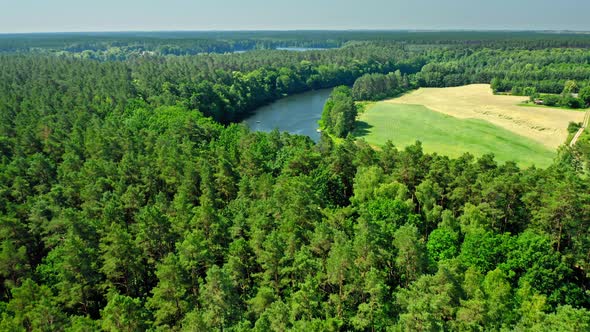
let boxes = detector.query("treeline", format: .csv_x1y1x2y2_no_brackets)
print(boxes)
528,81,590,109
573,128,590,170
351,70,413,101
320,87,357,138
492,79,590,109
417,48,590,94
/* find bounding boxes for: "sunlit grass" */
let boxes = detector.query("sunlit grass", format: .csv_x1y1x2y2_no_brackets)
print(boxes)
354,103,555,168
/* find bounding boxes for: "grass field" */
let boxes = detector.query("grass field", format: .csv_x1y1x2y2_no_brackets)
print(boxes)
386,84,585,149
354,103,556,168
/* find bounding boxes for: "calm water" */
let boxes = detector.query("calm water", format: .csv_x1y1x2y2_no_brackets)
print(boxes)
233,47,330,54
244,89,333,142
275,47,328,52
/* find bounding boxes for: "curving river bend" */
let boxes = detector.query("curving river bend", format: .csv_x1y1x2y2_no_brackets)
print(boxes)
244,88,333,142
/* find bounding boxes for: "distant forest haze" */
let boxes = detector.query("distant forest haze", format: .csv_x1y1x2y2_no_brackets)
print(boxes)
1,0,589,32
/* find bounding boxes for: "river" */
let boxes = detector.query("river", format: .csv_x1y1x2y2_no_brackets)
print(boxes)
244,88,333,142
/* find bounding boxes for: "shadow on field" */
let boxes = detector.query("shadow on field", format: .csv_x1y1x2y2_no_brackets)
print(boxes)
354,121,374,136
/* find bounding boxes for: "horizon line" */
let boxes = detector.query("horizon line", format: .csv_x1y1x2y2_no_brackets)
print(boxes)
1,28,590,36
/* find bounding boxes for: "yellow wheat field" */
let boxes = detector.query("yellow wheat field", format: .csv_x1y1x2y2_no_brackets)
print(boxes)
385,84,585,149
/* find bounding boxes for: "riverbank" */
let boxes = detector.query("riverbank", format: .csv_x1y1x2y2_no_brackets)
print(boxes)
244,88,333,142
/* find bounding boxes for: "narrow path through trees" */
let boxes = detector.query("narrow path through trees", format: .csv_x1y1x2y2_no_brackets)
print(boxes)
570,110,590,147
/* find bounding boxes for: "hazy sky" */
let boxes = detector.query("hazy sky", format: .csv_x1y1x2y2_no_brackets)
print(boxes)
1,0,589,33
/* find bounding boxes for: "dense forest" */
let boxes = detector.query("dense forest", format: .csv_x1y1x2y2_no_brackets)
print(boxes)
0,31,589,331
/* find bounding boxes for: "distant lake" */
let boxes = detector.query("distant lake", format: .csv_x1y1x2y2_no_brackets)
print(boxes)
232,47,330,54
244,89,333,142
275,47,328,52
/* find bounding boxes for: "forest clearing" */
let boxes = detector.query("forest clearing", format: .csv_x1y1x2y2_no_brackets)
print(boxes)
384,84,585,149
354,102,555,167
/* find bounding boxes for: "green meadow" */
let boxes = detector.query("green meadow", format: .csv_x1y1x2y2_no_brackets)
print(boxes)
354,103,556,168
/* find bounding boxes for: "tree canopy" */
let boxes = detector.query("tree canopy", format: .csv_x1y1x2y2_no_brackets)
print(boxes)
0,31,589,331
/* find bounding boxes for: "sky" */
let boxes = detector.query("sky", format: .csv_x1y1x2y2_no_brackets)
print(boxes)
1,0,589,33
